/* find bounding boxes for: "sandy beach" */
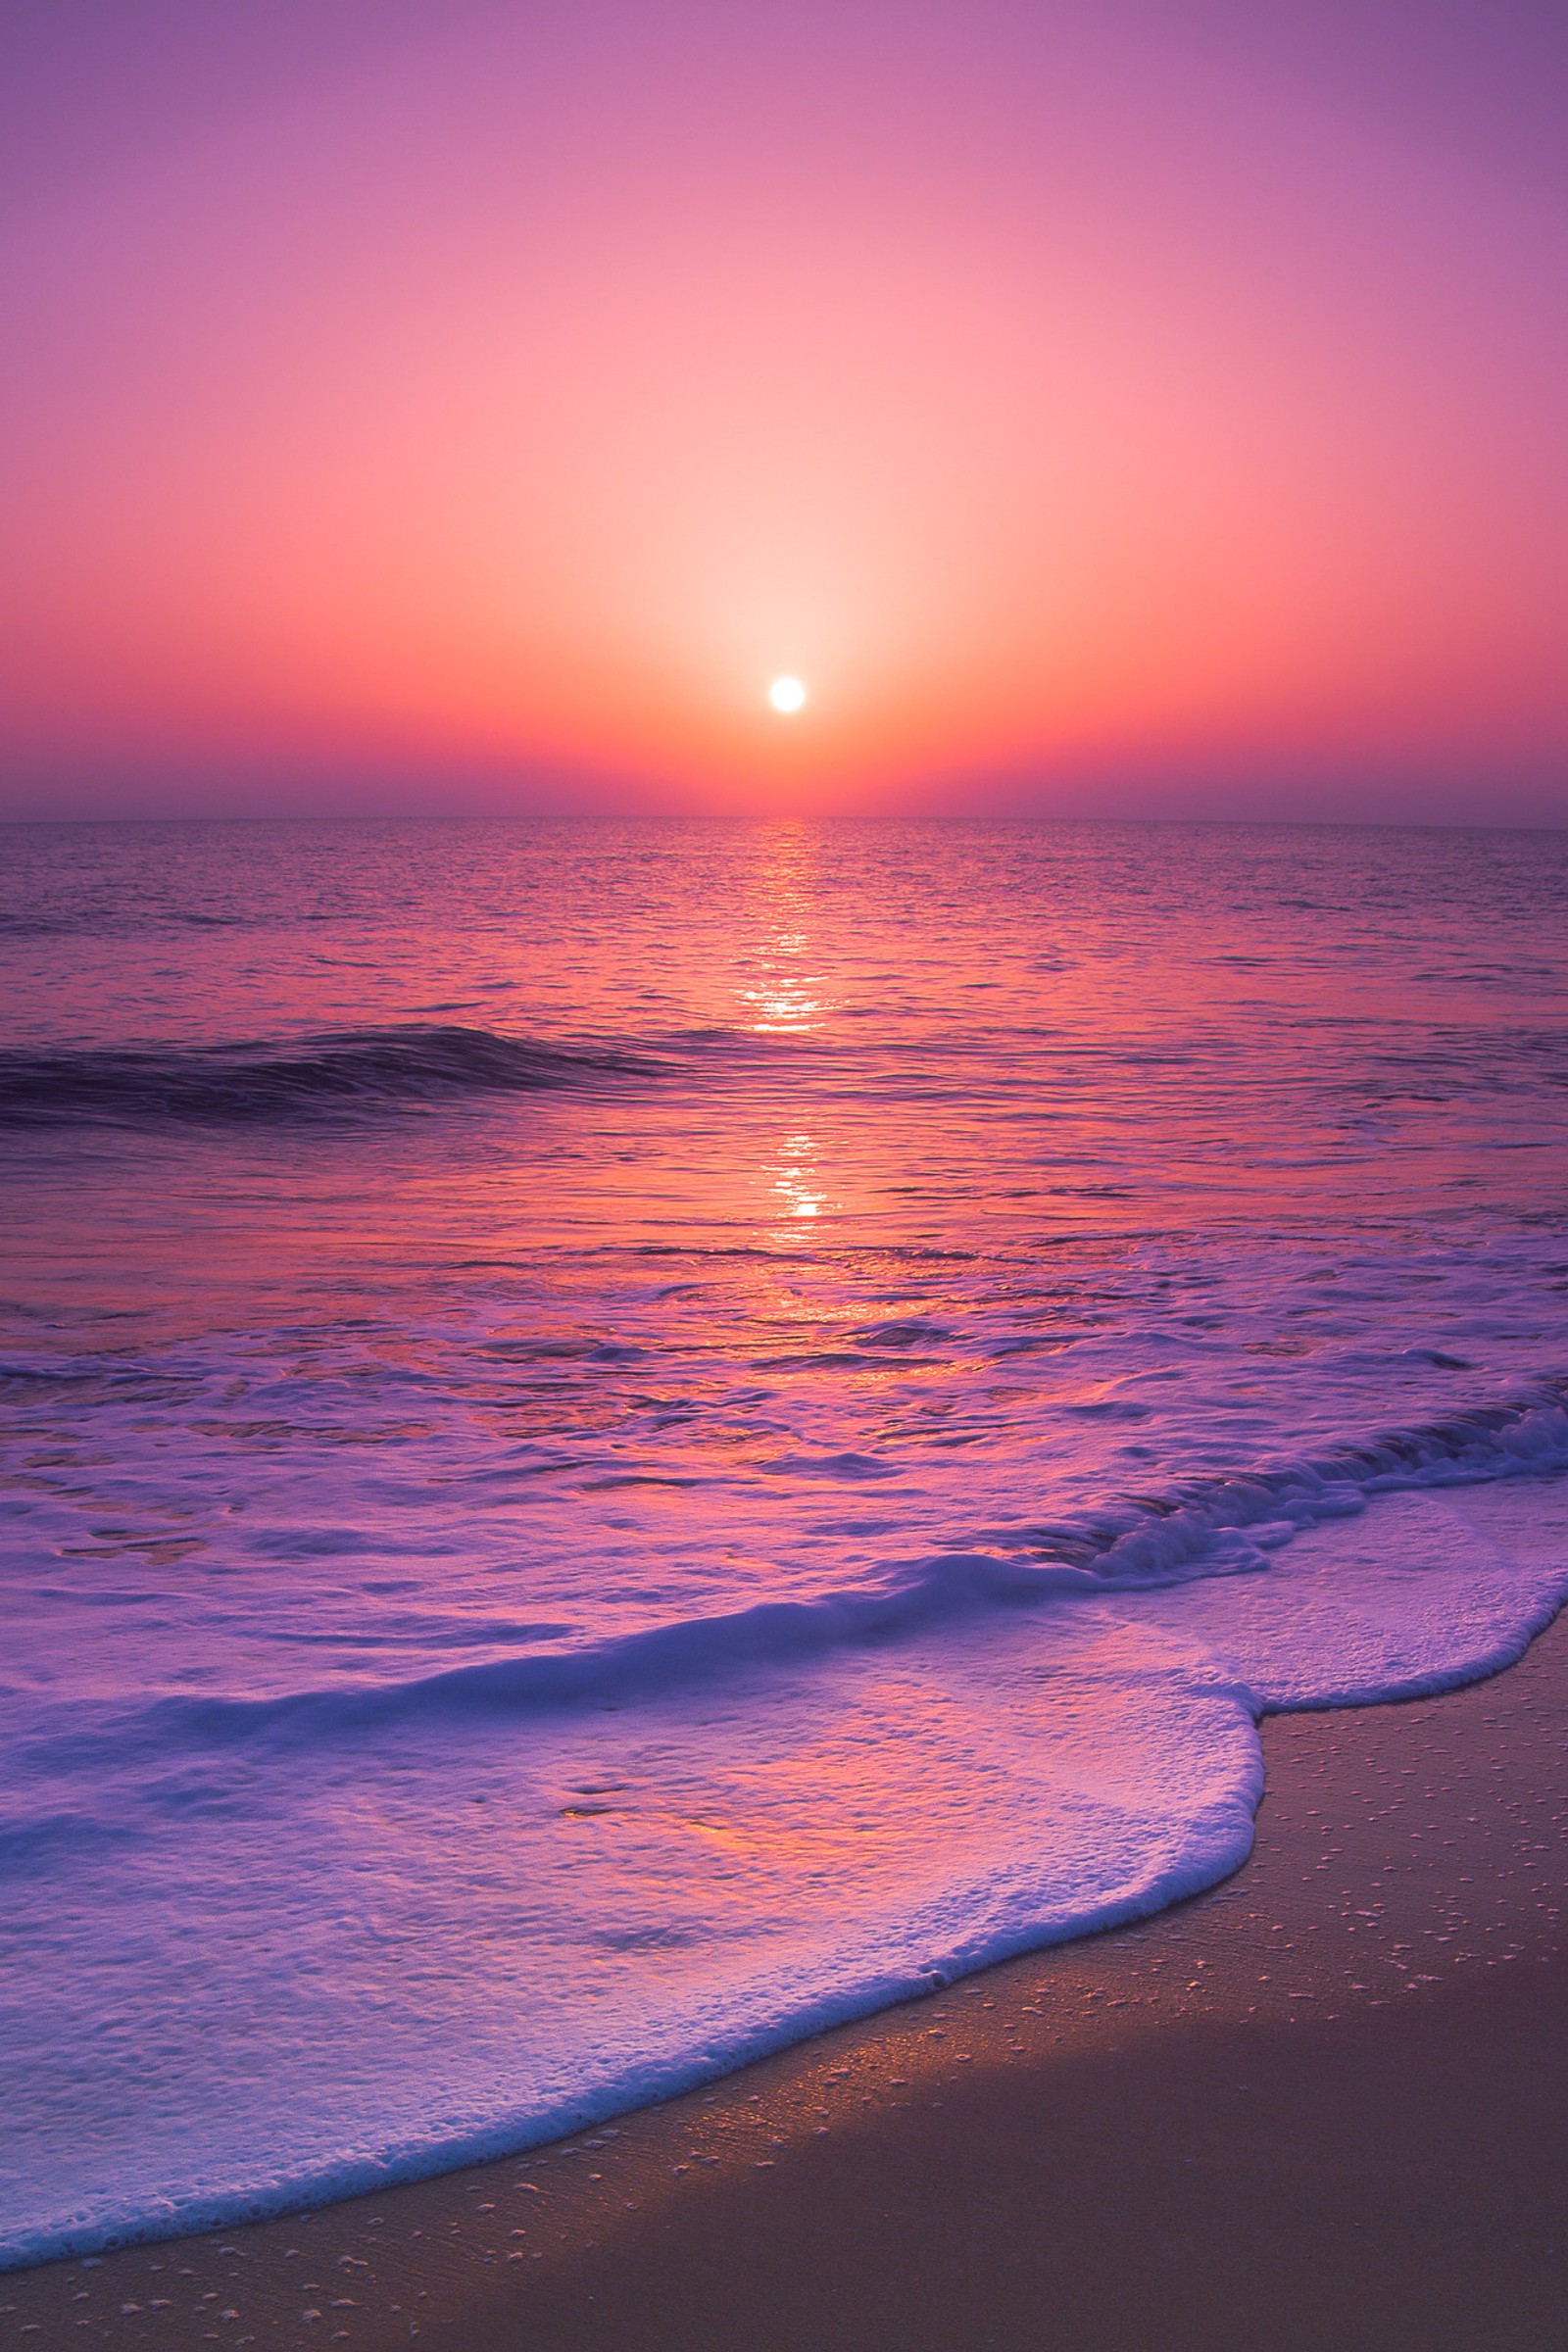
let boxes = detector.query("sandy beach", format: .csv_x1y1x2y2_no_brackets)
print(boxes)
7,1601,1563,2352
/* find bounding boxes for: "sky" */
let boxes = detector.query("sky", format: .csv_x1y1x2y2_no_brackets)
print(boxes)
0,0,1563,823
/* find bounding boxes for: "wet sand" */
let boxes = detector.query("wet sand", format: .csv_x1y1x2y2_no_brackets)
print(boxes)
7,1609,1566,2352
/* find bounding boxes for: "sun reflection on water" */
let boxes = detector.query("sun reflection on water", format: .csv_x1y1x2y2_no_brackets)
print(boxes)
773,1130,824,1223
740,824,830,1036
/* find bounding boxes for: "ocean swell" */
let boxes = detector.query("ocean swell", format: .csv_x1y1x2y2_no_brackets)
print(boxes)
0,1024,660,1125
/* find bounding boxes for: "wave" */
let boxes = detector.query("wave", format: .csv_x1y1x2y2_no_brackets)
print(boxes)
0,1025,661,1126
7,1382,1568,2271
120,1380,1568,1757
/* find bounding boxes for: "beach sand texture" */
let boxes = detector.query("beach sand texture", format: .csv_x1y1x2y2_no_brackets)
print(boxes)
9,1600,1563,2352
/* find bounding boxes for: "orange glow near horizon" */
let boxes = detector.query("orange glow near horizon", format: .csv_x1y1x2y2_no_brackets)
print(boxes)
0,4,1564,821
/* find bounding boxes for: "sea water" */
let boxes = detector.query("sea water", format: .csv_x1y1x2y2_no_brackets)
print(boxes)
2,816,1566,2266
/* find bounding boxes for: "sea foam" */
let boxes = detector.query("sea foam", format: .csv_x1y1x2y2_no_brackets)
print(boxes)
1,1463,1564,2270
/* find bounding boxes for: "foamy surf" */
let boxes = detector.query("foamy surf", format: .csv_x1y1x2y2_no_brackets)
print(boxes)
43,1378,1568,1760
2,1462,1565,2270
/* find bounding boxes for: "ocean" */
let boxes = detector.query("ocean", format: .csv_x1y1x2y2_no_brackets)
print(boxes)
3,814,1567,2268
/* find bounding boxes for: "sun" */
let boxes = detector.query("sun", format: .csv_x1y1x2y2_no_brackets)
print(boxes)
767,675,807,713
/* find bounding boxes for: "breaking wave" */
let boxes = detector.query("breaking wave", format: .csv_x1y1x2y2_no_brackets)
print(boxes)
119,1380,1568,1757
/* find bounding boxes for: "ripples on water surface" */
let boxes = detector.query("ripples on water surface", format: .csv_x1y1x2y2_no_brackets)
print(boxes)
3,818,1567,2262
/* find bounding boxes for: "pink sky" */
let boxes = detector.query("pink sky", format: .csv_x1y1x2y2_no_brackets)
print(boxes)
1,1,1563,821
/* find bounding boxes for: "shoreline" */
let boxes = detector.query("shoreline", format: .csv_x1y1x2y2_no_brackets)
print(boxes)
8,1601,1565,2350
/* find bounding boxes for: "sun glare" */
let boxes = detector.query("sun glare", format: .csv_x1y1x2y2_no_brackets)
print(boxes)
767,676,808,714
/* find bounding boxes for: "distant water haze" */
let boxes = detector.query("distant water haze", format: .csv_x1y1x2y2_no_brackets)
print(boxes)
0,2,1564,820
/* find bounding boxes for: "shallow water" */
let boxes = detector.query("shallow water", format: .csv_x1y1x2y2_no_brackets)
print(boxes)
3,816,1567,2265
